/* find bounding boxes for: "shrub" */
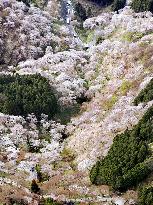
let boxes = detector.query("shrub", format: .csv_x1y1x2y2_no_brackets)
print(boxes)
60,148,75,162
122,32,144,42
40,198,61,205
31,179,40,193
35,164,50,182
0,74,58,120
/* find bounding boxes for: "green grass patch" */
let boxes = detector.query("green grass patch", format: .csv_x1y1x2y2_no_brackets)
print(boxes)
86,31,95,43
75,26,94,44
75,26,88,42
103,94,118,111
60,147,75,162
122,32,145,42
0,171,9,178
119,80,132,95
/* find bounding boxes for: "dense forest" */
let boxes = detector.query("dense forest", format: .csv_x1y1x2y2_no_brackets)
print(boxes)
0,74,58,120
134,78,153,105
138,186,153,205
132,0,153,13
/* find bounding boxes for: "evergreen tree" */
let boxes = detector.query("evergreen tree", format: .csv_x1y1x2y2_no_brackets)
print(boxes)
74,3,87,21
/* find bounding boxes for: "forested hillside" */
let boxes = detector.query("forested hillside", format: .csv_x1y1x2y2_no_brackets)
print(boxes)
1,0,153,204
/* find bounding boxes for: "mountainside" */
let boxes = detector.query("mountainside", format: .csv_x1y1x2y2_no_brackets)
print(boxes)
1,0,153,204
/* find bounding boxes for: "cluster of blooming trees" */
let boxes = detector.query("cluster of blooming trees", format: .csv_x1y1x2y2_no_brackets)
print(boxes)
0,111,66,174
0,0,71,66
67,6,153,171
